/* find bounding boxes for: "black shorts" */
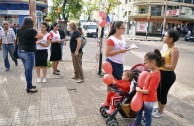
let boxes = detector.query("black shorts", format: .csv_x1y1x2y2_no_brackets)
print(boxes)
35,49,48,66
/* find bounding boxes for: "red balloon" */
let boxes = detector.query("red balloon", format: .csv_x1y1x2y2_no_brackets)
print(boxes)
99,19,106,27
103,74,114,85
138,71,149,88
99,11,106,18
102,61,112,74
130,92,143,112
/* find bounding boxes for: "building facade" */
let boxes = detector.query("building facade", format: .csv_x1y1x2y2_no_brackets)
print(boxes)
0,0,48,28
127,0,194,36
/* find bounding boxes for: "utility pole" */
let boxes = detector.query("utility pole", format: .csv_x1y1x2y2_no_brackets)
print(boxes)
161,0,168,41
29,0,37,27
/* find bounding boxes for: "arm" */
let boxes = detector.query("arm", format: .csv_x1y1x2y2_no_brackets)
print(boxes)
136,87,148,94
163,47,179,70
35,31,43,40
75,37,81,56
105,39,129,57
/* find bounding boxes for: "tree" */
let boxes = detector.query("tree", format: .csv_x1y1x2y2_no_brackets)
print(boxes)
47,0,83,32
83,1,100,21
96,0,121,17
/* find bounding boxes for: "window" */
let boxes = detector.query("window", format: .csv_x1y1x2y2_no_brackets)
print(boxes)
125,0,128,4
185,0,192,4
139,5,147,14
151,5,162,16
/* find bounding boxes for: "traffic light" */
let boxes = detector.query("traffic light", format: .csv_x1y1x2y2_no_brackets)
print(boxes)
57,7,61,13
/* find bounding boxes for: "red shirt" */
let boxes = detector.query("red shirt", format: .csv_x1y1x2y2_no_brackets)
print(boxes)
115,80,131,93
143,70,160,102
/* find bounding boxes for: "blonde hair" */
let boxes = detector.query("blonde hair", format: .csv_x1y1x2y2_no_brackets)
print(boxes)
124,70,134,81
69,22,77,30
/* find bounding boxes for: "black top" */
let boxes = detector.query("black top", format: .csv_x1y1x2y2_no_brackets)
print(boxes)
70,30,82,53
58,29,65,39
18,28,37,52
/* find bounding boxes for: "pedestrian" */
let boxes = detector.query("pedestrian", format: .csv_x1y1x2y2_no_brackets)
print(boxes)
105,21,130,92
35,21,51,83
58,26,66,61
101,70,134,114
49,22,64,75
152,29,179,118
17,17,43,93
0,21,17,71
69,22,84,83
128,49,165,126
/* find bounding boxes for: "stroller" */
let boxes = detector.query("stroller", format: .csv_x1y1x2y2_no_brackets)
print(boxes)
99,63,147,126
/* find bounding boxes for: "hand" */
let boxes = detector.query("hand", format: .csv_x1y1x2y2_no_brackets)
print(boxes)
119,48,129,53
36,41,41,44
112,80,116,84
75,50,79,56
136,87,141,92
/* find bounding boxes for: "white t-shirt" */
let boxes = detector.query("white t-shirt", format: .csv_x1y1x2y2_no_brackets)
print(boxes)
106,35,127,64
36,33,50,50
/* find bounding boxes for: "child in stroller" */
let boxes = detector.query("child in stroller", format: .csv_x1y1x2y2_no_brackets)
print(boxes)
100,64,147,126
101,69,134,114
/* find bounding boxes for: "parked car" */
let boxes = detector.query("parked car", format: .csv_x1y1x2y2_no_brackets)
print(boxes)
185,34,194,42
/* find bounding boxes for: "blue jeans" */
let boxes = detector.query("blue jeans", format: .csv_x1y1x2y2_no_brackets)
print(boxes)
60,42,64,60
135,102,154,126
2,43,16,69
18,49,35,89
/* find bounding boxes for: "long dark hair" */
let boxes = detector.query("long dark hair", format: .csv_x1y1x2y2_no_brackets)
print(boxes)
108,21,124,37
19,17,34,32
145,49,165,67
41,21,49,32
50,22,59,31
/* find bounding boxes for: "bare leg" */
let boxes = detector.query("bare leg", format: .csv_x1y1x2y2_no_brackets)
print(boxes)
42,67,47,78
36,67,41,78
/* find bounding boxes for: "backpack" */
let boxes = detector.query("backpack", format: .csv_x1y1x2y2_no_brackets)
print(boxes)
72,31,87,48
80,35,87,48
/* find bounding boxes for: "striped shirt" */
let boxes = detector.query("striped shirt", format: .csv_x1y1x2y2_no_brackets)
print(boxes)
0,28,16,44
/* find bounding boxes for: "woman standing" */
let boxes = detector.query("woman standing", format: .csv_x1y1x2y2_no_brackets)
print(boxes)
69,22,84,83
105,21,129,91
35,21,51,83
49,22,64,75
18,17,43,93
152,29,179,118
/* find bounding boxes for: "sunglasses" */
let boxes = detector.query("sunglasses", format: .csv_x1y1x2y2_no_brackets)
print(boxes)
3,24,8,25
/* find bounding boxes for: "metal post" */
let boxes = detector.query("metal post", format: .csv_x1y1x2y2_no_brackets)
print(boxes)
98,27,104,76
161,0,168,41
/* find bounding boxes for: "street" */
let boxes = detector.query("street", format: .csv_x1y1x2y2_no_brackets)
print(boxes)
0,35,194,126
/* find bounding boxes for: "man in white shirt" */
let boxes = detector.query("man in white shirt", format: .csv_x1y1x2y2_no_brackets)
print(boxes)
0,21,17,71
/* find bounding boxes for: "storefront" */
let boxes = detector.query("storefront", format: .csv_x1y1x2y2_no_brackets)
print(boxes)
0,0,47,27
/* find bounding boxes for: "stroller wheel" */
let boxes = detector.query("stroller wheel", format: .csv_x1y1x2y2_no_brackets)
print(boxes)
100,107,109,118
100,106,109,113
106,119,119,126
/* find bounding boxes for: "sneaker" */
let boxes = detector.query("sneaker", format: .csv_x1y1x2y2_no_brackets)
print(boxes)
76,79,84,83
5,68,10,72
37,78,42,83
106,108,116,115
70,76,78,79
42,78,47,83
53,71,60,75
128,123,137,126
152,107,159,112
152,111,163,118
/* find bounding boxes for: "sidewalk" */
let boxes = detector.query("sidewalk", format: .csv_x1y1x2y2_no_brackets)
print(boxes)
0,47,187,126
123,35,162,42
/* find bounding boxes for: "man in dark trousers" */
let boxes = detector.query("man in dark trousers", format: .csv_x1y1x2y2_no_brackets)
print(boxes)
58,26,66,61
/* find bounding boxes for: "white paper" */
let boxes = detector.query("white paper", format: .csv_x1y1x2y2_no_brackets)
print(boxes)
127,43,138,50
